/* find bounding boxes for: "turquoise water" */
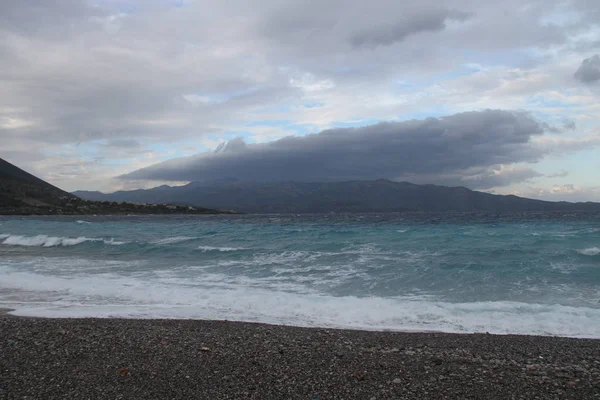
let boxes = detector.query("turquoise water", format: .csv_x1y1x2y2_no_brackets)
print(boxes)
1,213,599,337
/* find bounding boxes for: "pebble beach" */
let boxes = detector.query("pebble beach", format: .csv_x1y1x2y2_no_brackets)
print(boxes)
1,310,599,399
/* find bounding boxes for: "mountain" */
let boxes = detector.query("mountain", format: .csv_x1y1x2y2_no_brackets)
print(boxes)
0,158,77,211
73,179,600,214
0,157,226,215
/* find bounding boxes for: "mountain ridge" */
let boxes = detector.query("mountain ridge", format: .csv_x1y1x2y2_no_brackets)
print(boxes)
73,179,600,214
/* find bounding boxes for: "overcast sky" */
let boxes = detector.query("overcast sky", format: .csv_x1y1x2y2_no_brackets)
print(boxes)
1,0,599,201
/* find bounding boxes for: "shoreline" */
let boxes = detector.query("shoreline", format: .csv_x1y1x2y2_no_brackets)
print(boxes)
3,307,599,339
1,314,599,399
3,307,600,339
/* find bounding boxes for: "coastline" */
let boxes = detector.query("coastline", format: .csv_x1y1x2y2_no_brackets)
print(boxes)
1,314,598,399
0,210,238,216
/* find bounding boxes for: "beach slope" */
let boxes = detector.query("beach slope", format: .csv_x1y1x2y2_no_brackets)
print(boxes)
0,314,598,399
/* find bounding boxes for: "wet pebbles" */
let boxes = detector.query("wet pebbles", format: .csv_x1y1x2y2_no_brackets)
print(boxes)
1,314,599,399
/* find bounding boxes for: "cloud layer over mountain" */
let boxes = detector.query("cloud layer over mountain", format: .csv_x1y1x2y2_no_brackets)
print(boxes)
123,109,549,189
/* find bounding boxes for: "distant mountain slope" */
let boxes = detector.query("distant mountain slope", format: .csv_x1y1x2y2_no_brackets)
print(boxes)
73,179,600,213
0,158,70,193
0,157,226,215
0,158,76,210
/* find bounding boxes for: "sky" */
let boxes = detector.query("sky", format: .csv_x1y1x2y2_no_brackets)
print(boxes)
1,0,599,201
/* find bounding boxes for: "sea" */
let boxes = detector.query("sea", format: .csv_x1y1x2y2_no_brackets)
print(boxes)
1,213,599,338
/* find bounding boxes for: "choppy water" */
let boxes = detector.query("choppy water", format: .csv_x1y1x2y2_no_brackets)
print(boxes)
1,213,599,337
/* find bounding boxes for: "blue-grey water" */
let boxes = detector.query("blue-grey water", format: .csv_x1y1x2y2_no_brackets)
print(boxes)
1,213,599,337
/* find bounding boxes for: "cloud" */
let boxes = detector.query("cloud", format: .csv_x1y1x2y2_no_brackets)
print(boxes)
0,0,599,194
103,139,142,149
562,119,576,131
574,54,600,84
387,164,543,190
457,165,542,189
523,183,600,202
350,9,471,48
0,0,105,38
122,109,547,189
550,184,580,194
547,170,569,178
531,133,600,153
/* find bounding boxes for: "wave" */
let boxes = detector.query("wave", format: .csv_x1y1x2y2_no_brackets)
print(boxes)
1,266,600,338
152,236,198,245
251,251,329,268
577,247,600,256
0,234,125,247
198,245,246,252
76,220,91,224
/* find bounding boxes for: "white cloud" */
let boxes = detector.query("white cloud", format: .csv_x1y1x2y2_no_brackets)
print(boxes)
551,184,580,194
513,184,600,202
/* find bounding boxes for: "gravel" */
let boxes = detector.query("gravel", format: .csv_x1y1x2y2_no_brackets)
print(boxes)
1,313,599,399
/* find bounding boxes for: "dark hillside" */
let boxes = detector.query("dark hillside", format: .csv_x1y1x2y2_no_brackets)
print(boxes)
0,158,76,211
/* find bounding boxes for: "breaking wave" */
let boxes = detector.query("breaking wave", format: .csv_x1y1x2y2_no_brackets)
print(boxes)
1,266,599,338
0,234,124,247
197,246,246,252
152,236,198,245
577,247,600,256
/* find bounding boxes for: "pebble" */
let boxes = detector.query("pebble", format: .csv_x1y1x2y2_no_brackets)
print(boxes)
1,313,599,400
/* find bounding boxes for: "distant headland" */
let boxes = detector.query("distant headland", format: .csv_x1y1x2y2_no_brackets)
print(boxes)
75,178,600,214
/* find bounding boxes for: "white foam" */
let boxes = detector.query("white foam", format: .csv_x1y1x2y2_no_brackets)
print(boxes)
198,246,246,252
104,239,127,245
0,234,124,247
549,262,578,274
252,251,320,265
1,265,600,338
2,235,91,247
76,220,91,224
577,247,600,256
152,236,197,245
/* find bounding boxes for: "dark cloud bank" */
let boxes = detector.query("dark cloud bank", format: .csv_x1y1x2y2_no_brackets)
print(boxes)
121,109,550,189
350,9,471,48
575,54,600,84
